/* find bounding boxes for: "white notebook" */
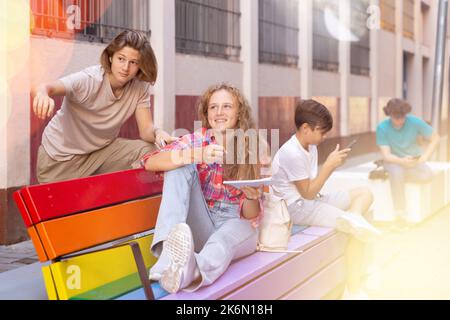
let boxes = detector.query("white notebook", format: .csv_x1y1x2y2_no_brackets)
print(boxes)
223,177,274,188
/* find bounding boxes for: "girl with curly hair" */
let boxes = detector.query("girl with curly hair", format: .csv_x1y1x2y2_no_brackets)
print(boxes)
141,83,264,293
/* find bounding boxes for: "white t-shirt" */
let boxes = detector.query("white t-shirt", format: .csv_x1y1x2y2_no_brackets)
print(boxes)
42,65,151,161
271,134,318,206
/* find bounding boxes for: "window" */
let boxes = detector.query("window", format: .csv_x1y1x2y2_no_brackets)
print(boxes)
403,0,414,39
380,0,395,32
350,0,370,76
312,0,339,72
176,0,241,60
259,0,299,67
30,0,151,43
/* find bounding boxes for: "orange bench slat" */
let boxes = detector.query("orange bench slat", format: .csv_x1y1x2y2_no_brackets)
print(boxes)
35,196,161,262
27,226,49,261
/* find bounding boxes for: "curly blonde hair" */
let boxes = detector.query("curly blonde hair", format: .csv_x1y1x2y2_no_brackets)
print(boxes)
197,83,261,181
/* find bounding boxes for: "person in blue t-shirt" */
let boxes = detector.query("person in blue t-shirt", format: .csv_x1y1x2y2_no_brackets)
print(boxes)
376,98,440,221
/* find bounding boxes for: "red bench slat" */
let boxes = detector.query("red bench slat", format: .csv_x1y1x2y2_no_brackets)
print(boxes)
20,169,163,227
13,190,33,227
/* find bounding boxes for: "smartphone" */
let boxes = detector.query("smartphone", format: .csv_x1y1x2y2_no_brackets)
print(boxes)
344,139,357,150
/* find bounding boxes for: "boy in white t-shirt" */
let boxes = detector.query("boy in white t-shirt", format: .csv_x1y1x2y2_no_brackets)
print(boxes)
271,99,381,299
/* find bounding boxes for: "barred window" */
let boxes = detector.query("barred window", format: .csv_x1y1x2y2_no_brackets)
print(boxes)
312,0,339,72
350,0,370,76
30,0,151,43
403,0,414,39
176,0,241,60
259,0,299,67
380,0,395,32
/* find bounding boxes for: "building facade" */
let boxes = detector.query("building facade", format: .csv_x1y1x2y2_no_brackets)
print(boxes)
1,0,450,244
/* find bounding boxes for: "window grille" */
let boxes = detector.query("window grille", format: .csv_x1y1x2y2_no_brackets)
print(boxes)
176,0,241,60
30,0,151,43
312,0,339,72
350,0,370,76
259,0,299,67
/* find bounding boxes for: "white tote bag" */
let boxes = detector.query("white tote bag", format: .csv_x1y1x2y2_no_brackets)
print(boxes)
257,191,303,253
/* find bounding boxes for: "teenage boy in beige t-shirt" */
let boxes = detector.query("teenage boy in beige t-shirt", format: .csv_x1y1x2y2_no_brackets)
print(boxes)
32,30,176,184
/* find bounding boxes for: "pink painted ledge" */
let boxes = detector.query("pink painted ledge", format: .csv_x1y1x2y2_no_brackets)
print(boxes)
301,226,334,237
162,227,335,300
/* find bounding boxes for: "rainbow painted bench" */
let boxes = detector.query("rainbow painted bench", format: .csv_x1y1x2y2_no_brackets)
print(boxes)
12,168,348,300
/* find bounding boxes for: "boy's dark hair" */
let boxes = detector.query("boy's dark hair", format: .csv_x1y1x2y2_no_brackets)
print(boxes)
383,98,411,117
295,99,333,132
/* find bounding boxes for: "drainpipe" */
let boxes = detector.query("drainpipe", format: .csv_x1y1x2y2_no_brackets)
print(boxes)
431,0,448,132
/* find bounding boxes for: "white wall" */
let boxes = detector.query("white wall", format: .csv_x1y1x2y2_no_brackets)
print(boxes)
175,54,243,95
240,0,259,121
150,0,175,133
349,75,371,97
1,0,31,188
311,70,340,97
377,30,397,97
258,64,301,97
0,1,7,188
30,37,104,88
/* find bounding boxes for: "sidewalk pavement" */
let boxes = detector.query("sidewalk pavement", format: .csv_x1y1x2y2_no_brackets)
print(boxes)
0,241,39,273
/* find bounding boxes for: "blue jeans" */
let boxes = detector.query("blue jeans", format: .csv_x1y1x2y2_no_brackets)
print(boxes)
383,162,433,212
151,165,258,291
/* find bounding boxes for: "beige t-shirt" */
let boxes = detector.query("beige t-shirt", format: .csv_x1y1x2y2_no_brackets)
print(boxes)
42,65,151,161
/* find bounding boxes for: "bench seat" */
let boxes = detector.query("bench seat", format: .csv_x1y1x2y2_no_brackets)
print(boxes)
118,227,347,300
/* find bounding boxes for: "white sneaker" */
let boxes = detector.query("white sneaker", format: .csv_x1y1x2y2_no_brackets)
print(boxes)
149,249,171,281
336,213,382,243
159,223,196,293
341,286,370,300
149,271,162,281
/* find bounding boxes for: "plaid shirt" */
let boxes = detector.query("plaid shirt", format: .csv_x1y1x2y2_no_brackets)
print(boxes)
141,128,263,227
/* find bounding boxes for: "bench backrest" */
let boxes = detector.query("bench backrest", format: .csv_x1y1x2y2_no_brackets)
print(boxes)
14,169,164,299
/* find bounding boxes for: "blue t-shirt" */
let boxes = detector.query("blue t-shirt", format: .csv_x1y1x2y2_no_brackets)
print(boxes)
376,115,433,158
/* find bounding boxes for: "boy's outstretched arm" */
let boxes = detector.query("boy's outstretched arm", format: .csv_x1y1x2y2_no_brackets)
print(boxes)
31,80,66,120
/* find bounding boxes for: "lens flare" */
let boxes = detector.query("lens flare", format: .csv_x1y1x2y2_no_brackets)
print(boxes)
319,0,369,42
0,77,12,131
0,0,30,53
0,0,31,81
